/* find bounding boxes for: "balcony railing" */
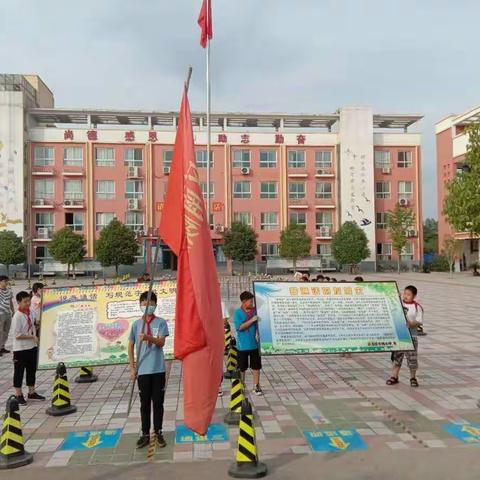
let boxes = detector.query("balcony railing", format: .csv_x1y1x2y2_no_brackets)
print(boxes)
316,225,333,238
35,227,53,240
33,198,54,207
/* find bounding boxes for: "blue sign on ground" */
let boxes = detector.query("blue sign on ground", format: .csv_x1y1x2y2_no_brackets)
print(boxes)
175,424,229,444
60,429,123,451
443,423,480,444
304,429,368,453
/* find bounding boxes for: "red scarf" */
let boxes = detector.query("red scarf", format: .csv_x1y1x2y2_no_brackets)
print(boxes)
18,307,33,334
144,315,155,346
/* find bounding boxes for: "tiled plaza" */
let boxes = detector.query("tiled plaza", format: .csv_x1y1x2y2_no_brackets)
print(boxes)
1,273,479,478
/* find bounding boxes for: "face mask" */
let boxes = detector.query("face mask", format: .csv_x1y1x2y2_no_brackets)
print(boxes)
141,305,156,315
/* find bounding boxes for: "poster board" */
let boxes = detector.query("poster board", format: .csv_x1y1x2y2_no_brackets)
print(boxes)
253,281,414,355
38,281,176,369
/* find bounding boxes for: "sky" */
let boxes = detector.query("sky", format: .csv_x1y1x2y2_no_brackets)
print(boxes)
1,0,480,219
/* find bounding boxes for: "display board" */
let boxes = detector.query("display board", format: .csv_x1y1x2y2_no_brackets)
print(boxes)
38,282,176,369
253,281,414,355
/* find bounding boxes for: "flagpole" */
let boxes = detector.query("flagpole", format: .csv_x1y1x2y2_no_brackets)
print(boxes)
206,0,212,230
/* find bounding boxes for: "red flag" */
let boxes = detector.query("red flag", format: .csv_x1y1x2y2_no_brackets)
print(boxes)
160,86,223,435
197,0,213,48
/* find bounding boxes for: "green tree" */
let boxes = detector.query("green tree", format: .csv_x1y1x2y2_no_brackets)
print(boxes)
279,223,312,271
95,219,138,276
387,204,416,274
423,218,438,254
49,227,86,278
0,230,26,275
444,123,480,238
332,221,370,271
442,235,461,278
222,222,257,274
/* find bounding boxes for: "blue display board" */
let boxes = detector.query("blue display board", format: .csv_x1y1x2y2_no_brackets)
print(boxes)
304,429,368,453
175,424,229,443
443,423,480,444
60,429,123,451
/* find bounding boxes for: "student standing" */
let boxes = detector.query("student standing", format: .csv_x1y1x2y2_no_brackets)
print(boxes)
0,275,14,355
30,282,44,333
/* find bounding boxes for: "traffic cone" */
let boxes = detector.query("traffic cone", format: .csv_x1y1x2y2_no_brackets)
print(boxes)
75,366,98,384
225,322,232,353
46,363,77,416
228,398,267,479
225,340,240,380
224,377,244,425
0,395,33,469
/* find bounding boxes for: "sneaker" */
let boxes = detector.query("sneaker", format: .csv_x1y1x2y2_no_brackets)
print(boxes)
1,348,10,354
136,435,150,449
16,395,27,406
156,432,166,448
28,392,46,401
253,384,263,396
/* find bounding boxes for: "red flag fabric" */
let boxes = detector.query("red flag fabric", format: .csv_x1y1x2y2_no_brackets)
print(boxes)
160,86,223,435
197,0,213,48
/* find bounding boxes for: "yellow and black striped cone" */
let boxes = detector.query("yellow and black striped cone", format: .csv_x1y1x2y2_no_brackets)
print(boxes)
225,322,232,354
225,340,240,380
75,366,98,384
46,363,77,416
228,398,267,479
224,377,244,425
0,395,33,470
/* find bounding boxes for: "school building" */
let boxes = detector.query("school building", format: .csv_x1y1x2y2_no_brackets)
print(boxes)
436,104,480,269
0,74,423,272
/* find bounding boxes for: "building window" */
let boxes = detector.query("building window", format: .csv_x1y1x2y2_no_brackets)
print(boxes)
34,179,54,199
196,150,214,168
125,212,144,231
317,243,332,258
260,213,278,231
376,242,392,260
35,245,52,264
33,147,54,166
35,213,54,238
95,148,115,167
96,180,115,200
376,212,389,230
125,180,144,199
233,212,252,226
400,242,414,261
65,212,84,232
288,182,306,199
315,151,332,169
200,182,214,198
163,150,173,169
259,151,277,168
374,151,391,169
232,150,251,169
315,182,332,199
375,181,391,199
397,151,412,168
124,148,143,166
63,147,83,167
233,181,251,199
96,213,115,231
261,243,279,258
289,212,306,225
288,150,305,168
316,211,333,230
64,180,83,201
260,182,278,199
398,181,413,201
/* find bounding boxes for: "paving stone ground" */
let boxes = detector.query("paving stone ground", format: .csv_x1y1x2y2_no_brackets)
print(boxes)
1,272,480,479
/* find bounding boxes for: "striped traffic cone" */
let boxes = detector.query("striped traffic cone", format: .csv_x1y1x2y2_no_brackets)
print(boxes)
225,340,240,380
224,377,244,425
45,363,77,416
225,322,232,354
228,398,267,478
0,395,33,469
75,366,98,384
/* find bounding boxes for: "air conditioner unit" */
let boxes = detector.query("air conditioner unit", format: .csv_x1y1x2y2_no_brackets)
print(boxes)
407,229,417,238
64,199,72,206
37,227,48,239
241,167,251,175
34,198,45,206
399,198,409,207
382,167,392,174
128,198,139,210
319,226,331,237
316,169,325,175
215,224,225,233
164,167,171,175
128,166,139,178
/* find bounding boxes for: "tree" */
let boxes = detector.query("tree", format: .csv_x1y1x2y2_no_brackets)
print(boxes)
222,222,257,274
49,227,86,278
95,219,138,276
423,218,438,254
279,223,311,271
0,231,26,275
442,235,461,278
387,204,416,274
444,123,480,239
332,221,370,271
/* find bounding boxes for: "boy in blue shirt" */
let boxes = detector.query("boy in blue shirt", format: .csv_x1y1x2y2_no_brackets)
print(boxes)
128,291,169,449
233,291,263,396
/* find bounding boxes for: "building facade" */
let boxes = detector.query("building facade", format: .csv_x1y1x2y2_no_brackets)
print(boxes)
436,105,480,268
0,74,423,271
